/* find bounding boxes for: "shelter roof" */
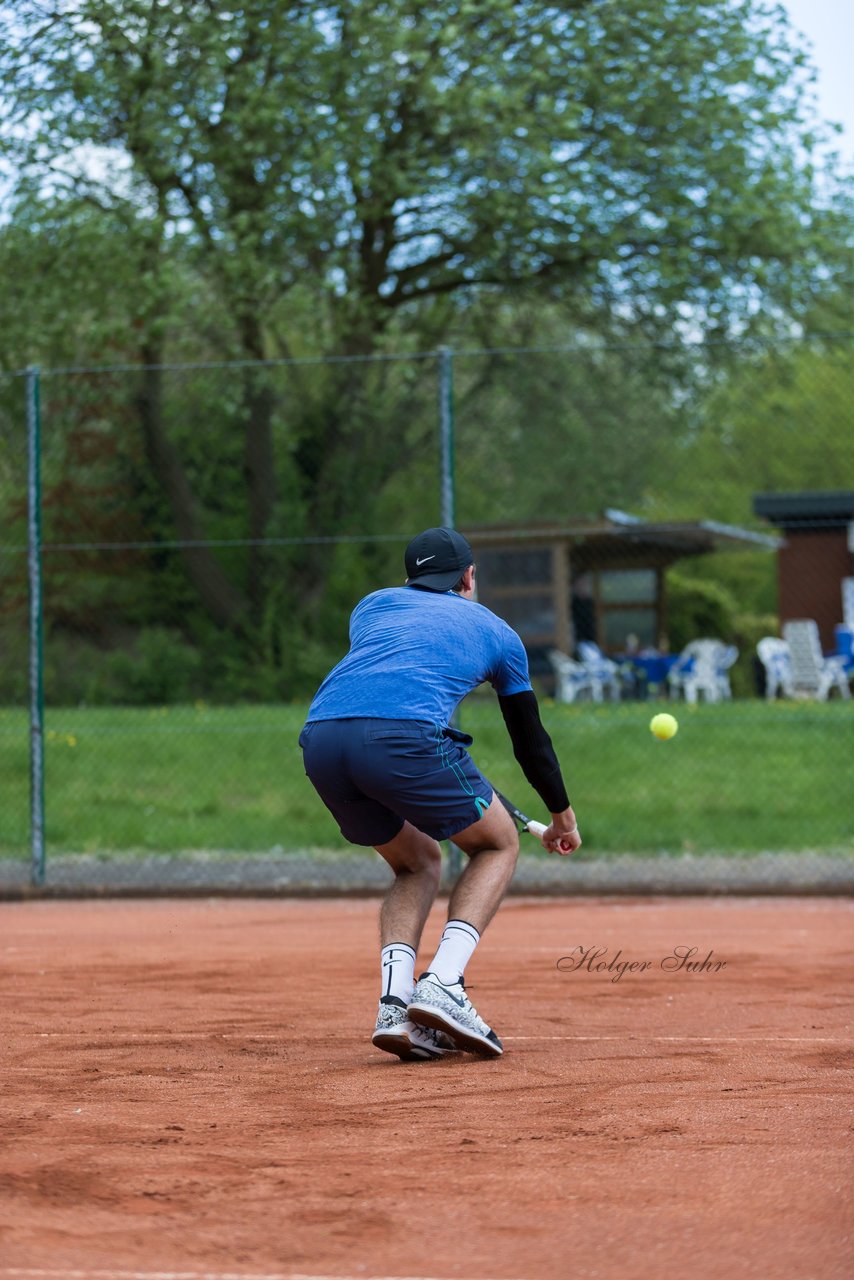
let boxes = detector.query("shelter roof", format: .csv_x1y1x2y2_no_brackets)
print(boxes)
464,509,780,558
753,491,854,529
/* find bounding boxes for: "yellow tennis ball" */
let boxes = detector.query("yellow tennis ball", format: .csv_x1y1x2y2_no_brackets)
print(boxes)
650,713,678,740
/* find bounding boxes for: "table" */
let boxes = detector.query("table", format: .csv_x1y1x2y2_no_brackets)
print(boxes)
834,624,854,673
617,652,680,698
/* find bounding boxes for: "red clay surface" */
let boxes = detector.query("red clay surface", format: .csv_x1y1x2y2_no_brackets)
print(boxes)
0,895,852,1280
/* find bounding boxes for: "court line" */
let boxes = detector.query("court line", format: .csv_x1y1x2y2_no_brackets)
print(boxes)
0,1270,488,1280
506,1035,848,1043
0,1270,479,1280
23,1033,283,1040
9,1032,847,1044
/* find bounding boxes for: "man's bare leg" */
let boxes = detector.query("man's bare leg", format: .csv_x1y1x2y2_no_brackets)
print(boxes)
371,823,451,1060
444,792,519,932
374,821,443,950
405,794,518,1057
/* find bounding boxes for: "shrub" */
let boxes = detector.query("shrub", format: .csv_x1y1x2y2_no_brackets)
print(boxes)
104,628,204,704
666,573,739,651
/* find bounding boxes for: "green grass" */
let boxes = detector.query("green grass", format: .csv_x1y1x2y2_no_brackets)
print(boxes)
0,698,852,858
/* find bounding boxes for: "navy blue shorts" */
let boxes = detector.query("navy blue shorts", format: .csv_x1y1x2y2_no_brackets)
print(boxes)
298,718,494,846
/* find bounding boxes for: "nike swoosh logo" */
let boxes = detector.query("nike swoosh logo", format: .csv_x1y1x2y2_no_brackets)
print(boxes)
415,555,436,566
428,980,465,1007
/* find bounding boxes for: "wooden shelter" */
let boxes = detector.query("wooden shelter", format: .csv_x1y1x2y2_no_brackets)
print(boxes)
464,510,778,669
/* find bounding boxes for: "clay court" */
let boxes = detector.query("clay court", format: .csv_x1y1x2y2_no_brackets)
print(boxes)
1,894,852,1280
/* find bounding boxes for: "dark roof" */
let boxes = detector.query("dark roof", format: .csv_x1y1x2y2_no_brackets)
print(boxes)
464,512,780,557
753,491,854,528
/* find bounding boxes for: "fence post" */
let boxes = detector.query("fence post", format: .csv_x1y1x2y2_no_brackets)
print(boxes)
26,366,45,887
437,347,463,882
438,346,455,529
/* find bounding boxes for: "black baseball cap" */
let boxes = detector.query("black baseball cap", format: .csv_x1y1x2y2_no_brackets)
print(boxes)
404,527,474,592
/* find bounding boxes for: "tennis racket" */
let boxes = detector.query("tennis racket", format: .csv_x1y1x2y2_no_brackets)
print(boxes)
495,790,549,839
496,789,576,853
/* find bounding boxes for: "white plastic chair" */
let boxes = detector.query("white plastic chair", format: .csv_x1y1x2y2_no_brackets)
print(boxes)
756,637,795,700
782,620,851,701
717,644,739,699
843,578,854,629
668,639,736,704
577,641,622,702
547,649,593,703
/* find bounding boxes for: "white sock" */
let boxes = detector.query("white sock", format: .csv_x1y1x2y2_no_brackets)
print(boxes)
428,919,480,986
380,943,417,1003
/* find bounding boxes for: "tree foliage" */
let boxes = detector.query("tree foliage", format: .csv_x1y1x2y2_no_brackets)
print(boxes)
3,0,845,345
1,0,852,691
644,337,854,525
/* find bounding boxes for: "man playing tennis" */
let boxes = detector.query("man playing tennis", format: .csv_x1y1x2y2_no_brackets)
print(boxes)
299,527,581,1061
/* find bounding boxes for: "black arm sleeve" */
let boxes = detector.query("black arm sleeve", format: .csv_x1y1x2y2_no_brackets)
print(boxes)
498,690,570,814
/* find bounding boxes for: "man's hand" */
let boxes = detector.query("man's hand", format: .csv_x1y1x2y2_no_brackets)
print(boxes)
541,807,581,856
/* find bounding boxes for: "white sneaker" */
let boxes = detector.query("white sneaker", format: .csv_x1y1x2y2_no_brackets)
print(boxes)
371,996,458,1061
408,973,503,1057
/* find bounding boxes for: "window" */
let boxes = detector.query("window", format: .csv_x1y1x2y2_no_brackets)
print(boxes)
602,608,657,650
600,569,657,604
596,569,660,653
474,546,556,641
491,593,555,638
477,548,552,590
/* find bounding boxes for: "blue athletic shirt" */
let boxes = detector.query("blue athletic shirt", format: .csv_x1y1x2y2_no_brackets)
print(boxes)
305,586,532,727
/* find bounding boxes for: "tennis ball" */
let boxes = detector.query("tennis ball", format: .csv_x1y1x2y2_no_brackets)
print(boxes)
650,712,678,740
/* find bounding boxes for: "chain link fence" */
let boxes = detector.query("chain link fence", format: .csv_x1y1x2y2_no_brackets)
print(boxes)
1,338,852,895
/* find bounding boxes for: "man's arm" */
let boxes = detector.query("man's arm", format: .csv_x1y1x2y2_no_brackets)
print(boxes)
497,690,581,854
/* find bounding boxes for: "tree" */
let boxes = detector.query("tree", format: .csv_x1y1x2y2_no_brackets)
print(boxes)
1,0,851,665
645,336,854,524
640,332,854,627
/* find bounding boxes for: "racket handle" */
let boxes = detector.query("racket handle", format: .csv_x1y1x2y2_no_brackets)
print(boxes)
527,819,575,853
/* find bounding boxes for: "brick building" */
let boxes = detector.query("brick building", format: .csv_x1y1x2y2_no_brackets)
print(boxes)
753,491,854,651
